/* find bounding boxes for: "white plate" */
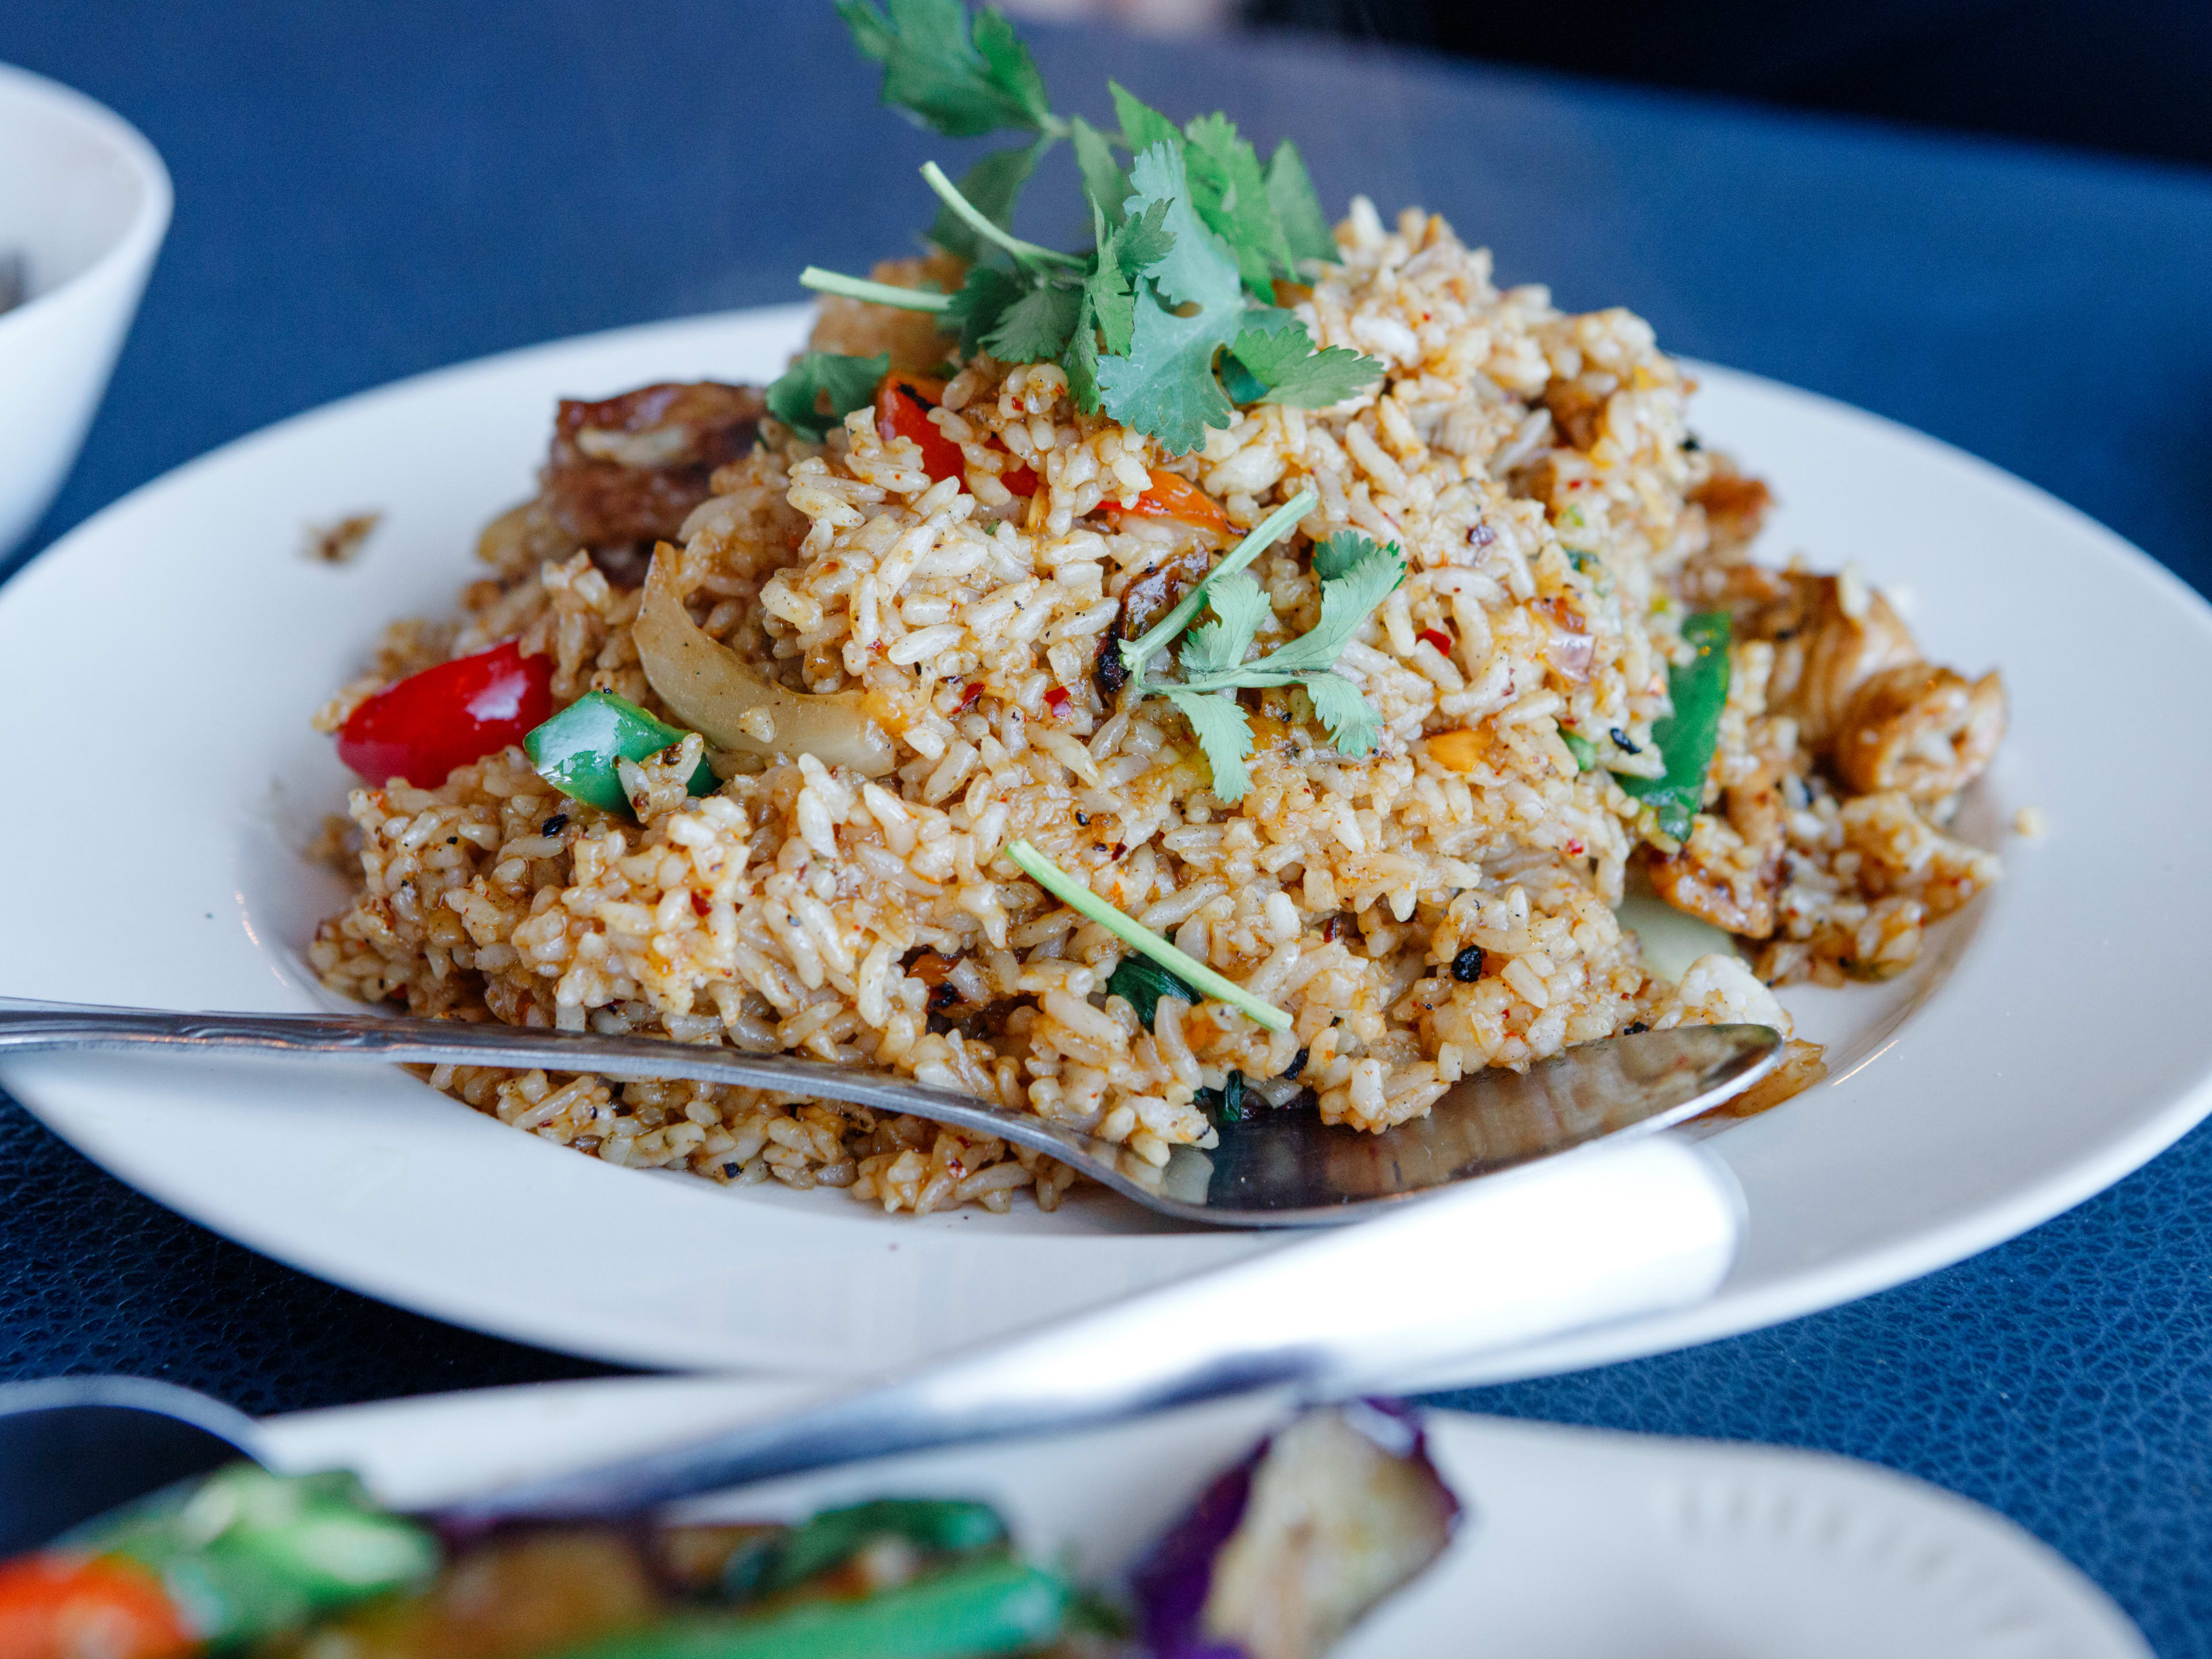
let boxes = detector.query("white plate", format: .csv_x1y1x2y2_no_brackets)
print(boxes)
252,1377,2149,1657
2,306,2210,1381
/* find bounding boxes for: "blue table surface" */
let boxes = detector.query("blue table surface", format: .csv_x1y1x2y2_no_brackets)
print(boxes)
6,2,2211,1647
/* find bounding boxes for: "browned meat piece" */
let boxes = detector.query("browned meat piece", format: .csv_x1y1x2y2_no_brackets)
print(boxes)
542,381,766,585
1649,840,1778,937
1759,578,1921,748
1691,456,1774,555
1645,753,1790,939
1833,662,2006,800
1714,570,2006,801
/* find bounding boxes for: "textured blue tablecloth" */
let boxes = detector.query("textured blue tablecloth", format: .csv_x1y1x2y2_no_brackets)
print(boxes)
5,3,2210,1648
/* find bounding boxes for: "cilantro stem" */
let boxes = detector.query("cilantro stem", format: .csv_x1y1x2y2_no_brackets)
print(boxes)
1119,488,1318,677
799,267,954,312
919,162,1084,269
1004,840,1292,1032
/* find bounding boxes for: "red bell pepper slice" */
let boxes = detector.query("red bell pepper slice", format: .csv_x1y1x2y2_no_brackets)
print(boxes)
1117,468,1230,537
874,376,1037,498
0,1554,195,1659
336,639,555,789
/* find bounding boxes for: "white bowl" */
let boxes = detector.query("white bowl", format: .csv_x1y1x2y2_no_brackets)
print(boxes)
0,62,171,558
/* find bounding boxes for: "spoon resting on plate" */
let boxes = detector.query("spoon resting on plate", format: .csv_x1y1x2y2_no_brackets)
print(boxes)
0,998,1776,1226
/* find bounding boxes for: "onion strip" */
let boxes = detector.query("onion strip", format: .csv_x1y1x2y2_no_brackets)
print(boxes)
635,546,897,777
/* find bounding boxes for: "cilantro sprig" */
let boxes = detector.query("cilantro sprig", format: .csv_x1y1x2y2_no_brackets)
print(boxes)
1152,530,1407,802
806,0,1385,454
1100,487,1406,800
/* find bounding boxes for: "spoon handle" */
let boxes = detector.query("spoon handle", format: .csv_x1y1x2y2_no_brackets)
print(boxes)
443,1132,1743,1521
0,994,1088,1162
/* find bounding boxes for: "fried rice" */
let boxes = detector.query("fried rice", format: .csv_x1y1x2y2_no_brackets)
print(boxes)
308,202,2005,1216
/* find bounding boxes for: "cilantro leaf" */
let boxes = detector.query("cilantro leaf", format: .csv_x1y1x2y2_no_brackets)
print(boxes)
983,274,1082,361
1266,138,1337,265
1105,953,1198,1028
1124,142,1240,312
1258,535,1407,675
1181,112,1291,300
1178,573,1270,677
1093,142,1245,454
1094,282,1236,455
927,141,1046,260
1226,319,1384,409
971,9,1052,126
1138,524,1404,789
764,351,888,442
1219,353,1268,406
1109,81,1183,156
943,266,1028,356
1304,671,1381,756
1115,198,1175,277
1312,530,1370,582
1166,688,1257,803
1071,114,1128,224
1065,200,1131,412
838,0,1054,137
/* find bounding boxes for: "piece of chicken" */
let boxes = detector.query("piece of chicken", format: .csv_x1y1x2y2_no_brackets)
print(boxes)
1713,567,2004,802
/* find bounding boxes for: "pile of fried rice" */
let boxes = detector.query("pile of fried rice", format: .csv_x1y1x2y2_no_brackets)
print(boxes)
310,202,2005,1216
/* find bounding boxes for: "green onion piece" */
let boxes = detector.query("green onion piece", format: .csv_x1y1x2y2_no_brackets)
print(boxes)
1559,729,1599,771
525,691,718,815
1105,955,1199,1029
1118,488,1319,676
799,267,955,312
1620,611,1732,843
747,1500,1009,1599
1006,839,1290,1032
556,1558,1071,1659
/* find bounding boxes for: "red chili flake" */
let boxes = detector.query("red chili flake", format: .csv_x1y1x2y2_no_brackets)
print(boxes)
1566,839,1585,858
953,681,984,715
1416,627,1454,658
1044,685,1073,717
690,891,713,917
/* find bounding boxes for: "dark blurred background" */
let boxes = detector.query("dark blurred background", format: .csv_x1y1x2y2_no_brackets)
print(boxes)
1035,0,2212,169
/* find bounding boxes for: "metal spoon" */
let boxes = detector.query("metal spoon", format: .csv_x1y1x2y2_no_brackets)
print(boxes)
0,998,1777,1226
0,1132,1742,1532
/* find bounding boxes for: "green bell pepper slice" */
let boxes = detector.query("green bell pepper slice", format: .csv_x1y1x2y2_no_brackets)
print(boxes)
559,1558,1070,1659
1558,728,1600,771
525,690,718,814
1620,611,1732,843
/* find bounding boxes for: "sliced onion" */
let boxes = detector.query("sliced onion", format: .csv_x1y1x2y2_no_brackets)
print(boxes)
634,546,897,777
